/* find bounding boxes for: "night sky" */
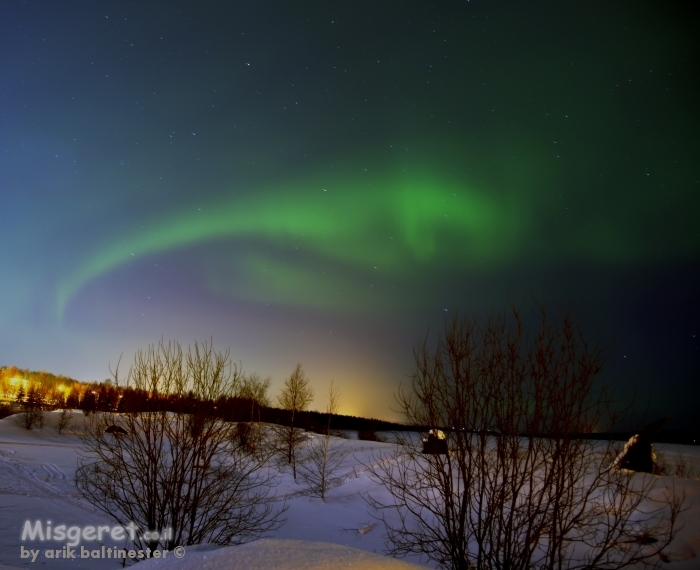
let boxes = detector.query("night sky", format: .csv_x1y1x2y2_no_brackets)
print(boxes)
1,1,698,427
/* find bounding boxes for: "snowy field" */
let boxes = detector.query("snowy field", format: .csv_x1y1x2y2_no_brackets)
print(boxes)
0,411,698,570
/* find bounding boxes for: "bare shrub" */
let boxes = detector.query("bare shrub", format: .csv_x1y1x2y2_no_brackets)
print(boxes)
367,304,685,570
655,452,700,480
672,454,700,479
76,340,286,552
239,373,272,409
331,429,351,439
358,429,379,441
358,429,392,443
275,364,314,479
375,432,392,443
233,421,255,448
299,381,347,500
232,421,271,458
55,408,74,434
299,435,347,500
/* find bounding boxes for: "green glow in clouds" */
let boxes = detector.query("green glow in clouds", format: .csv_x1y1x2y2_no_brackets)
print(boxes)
58,168,522,317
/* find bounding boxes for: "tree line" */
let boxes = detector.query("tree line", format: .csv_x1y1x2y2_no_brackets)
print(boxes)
1,364,404,435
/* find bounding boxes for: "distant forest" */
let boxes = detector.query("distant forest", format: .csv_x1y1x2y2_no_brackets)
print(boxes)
0,365,407,435
1,366,697,444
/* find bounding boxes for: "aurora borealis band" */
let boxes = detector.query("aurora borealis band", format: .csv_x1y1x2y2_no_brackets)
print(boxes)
1,1,698,426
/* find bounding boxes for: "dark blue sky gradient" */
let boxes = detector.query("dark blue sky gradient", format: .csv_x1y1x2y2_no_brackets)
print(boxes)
1,1,698,427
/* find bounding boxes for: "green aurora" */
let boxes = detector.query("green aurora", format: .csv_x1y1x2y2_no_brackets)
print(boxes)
58,166,515,316
2,0,698,427
57,149,699,318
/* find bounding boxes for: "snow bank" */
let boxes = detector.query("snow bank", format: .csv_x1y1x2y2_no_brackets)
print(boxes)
1,412,698,569
137,539,425,570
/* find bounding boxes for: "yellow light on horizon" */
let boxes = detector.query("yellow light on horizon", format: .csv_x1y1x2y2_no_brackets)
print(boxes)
336,405,357,418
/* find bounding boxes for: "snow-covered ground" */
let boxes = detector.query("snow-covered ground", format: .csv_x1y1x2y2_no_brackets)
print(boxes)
0,411,698,570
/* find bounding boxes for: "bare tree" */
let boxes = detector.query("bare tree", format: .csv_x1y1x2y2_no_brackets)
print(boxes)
299,380,347,500
233,373,273,452
327,380,340,432
239,372,272,409
76,340,286,554
367,304,684,570
17,384,45,430
55,407,73,434
276,363,314,479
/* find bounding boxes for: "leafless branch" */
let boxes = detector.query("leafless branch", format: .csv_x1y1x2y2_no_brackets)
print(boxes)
366,304,685,570
75,339,287,553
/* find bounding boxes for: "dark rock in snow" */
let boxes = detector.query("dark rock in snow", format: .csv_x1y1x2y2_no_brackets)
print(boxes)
615,416,669,473
422,429,448,455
